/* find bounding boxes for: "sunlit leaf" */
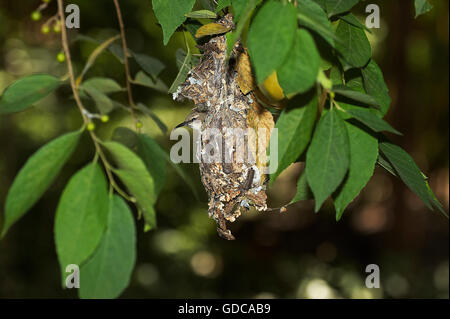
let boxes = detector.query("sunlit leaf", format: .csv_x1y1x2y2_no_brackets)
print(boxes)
415,0,433,18
0,74,61,114
2,130,82,237
185,10,217,19
195,22,231,38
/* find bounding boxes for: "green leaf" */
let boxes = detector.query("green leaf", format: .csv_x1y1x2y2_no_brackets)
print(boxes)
335,17,371,70
333,84,380,109
82,86,114,114
216,0,231,12
232,0,260,22
278,29,320,96
325,0,359,17
103,141,157,229
78,35,121,82
0,74,61,115
185,10,217,19
339,12,372,33
80,77,123,94
152,0,196,45
2,130,82,237
134,103,168,134
112,128,167,197
169,48,193,94
297,0,336,47
306,108,350,211
54,163,109,273
270,93,318,186
247,1,297,83
340,107,401,135
415,0,433,18
362,59,391,116
131,71,168,93
333,121,378,220
132,53,165,80
378,140,436,210
226,0,259,56
291,171,313,203
79,195,136,299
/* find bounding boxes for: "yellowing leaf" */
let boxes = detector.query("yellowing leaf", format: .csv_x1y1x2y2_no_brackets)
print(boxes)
247,101,275,185
236,50,255,94
195,23,231,38
260,71,285,102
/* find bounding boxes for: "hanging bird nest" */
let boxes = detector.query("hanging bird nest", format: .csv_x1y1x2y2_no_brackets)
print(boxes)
173,14,274,240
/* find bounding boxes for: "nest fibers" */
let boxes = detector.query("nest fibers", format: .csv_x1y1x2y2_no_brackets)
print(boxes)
173,14,274,240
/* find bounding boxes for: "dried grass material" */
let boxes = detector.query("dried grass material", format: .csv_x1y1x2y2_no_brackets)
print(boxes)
174,14,274,240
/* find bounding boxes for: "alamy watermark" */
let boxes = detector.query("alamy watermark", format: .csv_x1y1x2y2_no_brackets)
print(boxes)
170,123,279,174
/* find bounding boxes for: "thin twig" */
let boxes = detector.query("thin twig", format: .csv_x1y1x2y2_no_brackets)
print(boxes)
113,0,138,126
57,0,88,123
56,0,134,202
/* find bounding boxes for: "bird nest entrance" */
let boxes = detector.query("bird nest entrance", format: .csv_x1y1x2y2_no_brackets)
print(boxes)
173,14,274,240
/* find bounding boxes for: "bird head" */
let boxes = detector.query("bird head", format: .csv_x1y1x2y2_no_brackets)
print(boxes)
175,108,206,130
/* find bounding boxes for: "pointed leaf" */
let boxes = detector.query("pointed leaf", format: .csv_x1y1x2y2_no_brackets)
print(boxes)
362,59,391,116
342,107,401,135
291,171,313,203
270,93,318,185
297,0,336,47
103,141,157,229
0,74,61,114
379,140,436,210
306,108,350,211
2,130,82,237
152,0,196,45
415,0,433,18
54,163,109,273
333,84,380,109
335,17,371,70
79,195,136,299
278,29,320,96
82,86,114,114
195,23,231,38
81,77,123,94
132,53,165,80
334,121,378,220
185,10,217,19
326,0,359,17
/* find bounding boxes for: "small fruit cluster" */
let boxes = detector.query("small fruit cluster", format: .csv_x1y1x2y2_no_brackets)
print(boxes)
30,0,65,63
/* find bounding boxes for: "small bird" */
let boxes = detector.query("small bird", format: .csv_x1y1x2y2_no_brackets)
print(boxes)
175,108,206,130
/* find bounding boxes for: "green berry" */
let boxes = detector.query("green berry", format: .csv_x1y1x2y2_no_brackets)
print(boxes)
41,25,50,34
31,11,41,21
53,23,61,33
87,122,95,131
100,115,109,123
56,52,65,63
136,121,143,128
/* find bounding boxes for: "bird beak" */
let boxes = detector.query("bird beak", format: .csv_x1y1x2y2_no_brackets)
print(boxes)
175,121,187,129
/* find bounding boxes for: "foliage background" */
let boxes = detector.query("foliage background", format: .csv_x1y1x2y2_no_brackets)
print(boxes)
0,0,448,298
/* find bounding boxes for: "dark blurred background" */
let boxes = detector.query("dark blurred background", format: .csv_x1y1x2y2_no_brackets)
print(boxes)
0,0,448,298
